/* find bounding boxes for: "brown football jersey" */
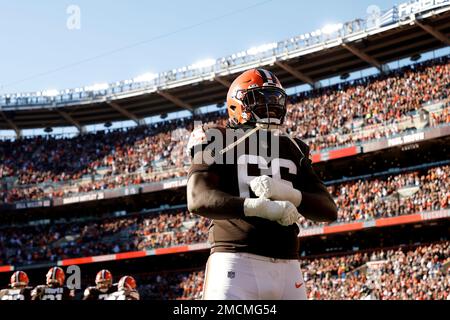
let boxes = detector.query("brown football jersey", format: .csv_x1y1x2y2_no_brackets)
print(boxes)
83,284,118,300
188,125,326,259
0,287,32,300
31,285,75,300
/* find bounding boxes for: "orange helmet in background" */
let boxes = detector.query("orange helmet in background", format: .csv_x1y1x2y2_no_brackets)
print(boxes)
226,68,287,127
10,271,29,289
46,267,65,287
118,276,137,291
95,269,113,289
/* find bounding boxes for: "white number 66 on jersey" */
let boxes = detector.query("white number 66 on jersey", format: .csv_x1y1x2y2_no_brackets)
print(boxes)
237,155,297,198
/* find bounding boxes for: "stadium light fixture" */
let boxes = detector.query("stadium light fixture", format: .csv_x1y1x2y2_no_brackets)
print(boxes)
322,23,344,35
133,73,158,83
189,59,216,70
246,42,277,56
312,30,322,37
42,89,59,97
85,83,109,91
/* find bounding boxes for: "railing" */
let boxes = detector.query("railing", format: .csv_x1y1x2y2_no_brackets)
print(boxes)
1,1,448,109
2,112,448,203
0,209,448,272
297,103,448,152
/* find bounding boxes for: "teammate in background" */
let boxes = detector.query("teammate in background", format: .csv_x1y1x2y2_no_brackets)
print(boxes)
107,276,140,300
0,271,33,300
31,267,75,300
83,269,117,300
187,69,337,300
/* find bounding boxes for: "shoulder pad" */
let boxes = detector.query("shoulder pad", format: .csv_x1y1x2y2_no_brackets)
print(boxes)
187,125,225,157
293,137,310,156
187,126,208,157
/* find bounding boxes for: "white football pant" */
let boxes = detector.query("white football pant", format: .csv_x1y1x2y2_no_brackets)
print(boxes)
202,252,307,300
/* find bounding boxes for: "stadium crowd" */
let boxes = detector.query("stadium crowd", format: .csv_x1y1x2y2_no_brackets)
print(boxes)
0,164,448,266
0,209,210,266
1,242,447,300
299,164,450,228
138,271,205,300
302,242,449,300
286,57,449,151
0,57,449,204
135,242,449,300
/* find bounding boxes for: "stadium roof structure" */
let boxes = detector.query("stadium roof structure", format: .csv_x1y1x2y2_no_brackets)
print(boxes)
0,1,449,134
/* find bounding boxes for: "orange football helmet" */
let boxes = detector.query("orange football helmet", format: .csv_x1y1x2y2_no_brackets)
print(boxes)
10,271,29,289
118,276,137,291
227,69,287,127
95,269,113,289
46,267,65,287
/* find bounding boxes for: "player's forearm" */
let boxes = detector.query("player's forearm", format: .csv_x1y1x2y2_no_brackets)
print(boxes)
188,189,245,220
299,191,337,222
188,171,246,220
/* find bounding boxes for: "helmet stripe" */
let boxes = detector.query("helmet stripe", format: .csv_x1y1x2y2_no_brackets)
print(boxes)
268,71,278,84
262,69,275,84
257,69,268,84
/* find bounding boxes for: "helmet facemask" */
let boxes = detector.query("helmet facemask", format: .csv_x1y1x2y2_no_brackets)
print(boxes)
239,86,287,126
96,279,112,291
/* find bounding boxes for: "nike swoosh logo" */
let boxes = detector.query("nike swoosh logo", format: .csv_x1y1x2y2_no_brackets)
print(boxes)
295,282,304,289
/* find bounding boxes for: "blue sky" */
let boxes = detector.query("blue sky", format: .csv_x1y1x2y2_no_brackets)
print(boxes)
0,0,400,95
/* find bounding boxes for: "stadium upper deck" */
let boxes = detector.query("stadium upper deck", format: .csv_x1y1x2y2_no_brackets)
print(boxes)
0,0,449,132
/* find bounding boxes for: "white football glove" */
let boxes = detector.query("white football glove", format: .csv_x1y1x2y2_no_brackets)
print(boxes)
243,198,301,226
250,175,303,207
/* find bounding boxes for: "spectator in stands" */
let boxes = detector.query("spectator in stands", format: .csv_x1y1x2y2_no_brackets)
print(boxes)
1,57,448,203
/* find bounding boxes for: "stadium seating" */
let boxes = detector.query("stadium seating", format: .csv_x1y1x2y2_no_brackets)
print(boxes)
0,57,448,204
136,242,449,300
0,56,449,301
302,241,449,300
1,164,447,266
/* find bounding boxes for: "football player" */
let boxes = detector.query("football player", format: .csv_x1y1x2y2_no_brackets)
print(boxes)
83,269,117,300
106,276,140,300
0,271,33,300
31,267,75,300
187,69,337,300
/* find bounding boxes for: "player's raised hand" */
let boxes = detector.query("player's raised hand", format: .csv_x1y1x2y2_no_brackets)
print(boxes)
243,198,301,226
250,175,303,207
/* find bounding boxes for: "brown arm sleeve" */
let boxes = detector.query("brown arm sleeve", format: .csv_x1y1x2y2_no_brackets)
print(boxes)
187,149,245,220
295,140,338,223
